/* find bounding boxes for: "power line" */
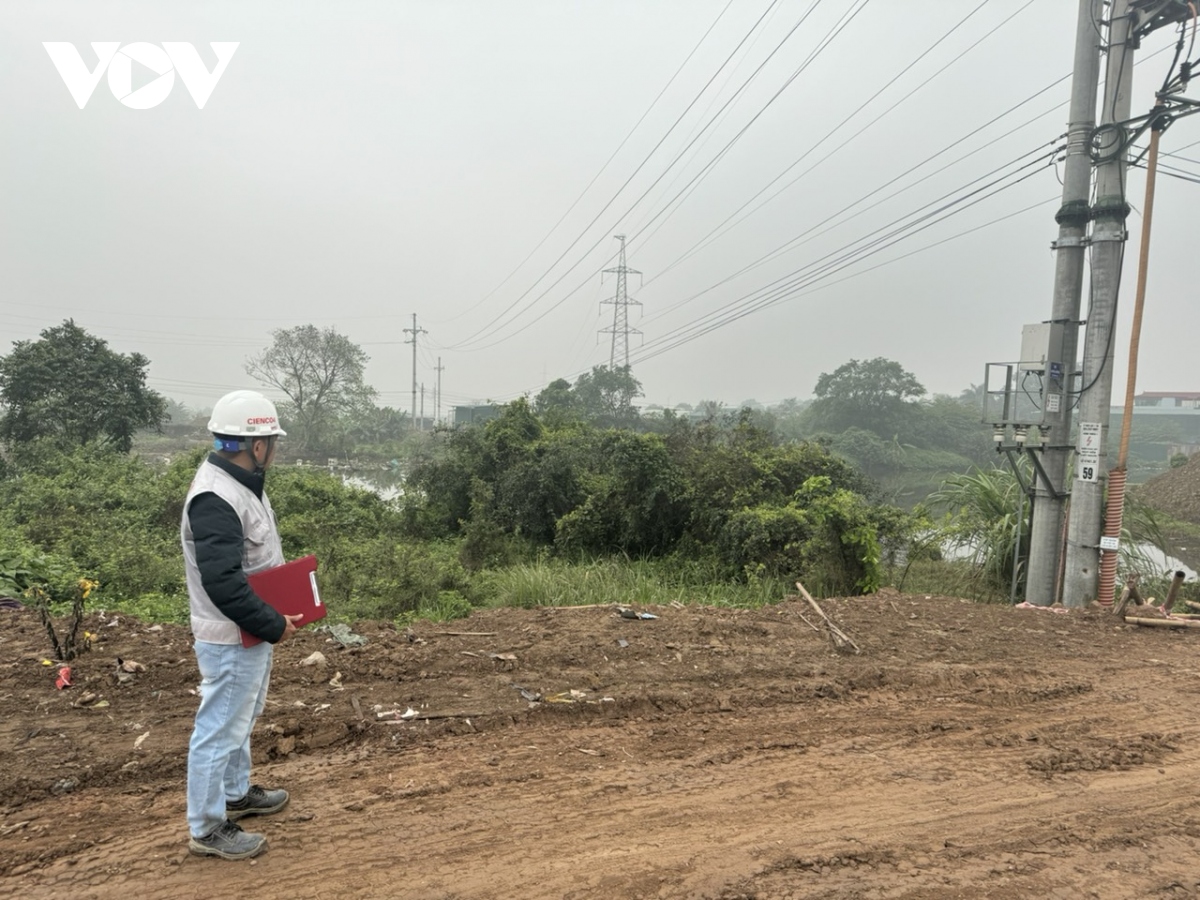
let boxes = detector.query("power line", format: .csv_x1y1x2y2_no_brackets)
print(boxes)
634,0,1030,274
500,158,1058,404
628,152,1057,363
444,0,789,350
450,0,867,354
428,0,739,327
644,139,1061,327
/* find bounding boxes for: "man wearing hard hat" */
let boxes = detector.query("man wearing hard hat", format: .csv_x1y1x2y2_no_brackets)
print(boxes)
181,390,301,860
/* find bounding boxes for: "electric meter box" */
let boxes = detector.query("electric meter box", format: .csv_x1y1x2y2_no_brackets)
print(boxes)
1019,323,1065,375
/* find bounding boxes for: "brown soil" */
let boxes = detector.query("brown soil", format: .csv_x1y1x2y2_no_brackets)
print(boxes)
1134,454,1200,525
4,591,1200,899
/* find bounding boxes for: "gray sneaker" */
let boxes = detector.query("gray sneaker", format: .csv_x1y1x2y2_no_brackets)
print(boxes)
226,784,289,821
188,820,267,860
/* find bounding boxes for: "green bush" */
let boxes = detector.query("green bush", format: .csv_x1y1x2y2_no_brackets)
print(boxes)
0,443,186,599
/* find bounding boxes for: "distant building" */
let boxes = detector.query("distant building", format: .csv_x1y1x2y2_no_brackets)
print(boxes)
453,405,501,427
1133,391,1200,410
1110,392,1200,463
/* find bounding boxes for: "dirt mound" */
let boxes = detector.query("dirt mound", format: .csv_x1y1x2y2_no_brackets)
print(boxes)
1133,452,1200,523
5,591,1200,898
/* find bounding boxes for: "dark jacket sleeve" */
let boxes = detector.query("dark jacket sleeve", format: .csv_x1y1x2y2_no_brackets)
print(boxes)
188,492,287,644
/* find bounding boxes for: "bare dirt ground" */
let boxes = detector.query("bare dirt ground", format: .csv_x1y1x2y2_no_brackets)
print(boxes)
4,590,1200,899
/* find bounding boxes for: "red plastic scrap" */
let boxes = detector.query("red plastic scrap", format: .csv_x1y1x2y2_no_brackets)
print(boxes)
55,666,72,690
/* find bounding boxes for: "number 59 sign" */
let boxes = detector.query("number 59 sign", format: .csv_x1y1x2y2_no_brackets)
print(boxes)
1077,423,1101,483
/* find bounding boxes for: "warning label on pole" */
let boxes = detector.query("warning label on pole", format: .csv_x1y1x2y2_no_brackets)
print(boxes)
1077,422,1101,482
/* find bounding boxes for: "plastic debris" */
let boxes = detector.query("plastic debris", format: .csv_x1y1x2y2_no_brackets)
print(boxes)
374,705,418,720
617,608,658,620
512,684,542,703
0,597,24,611
299,651,327,667
329,671,344,690
55,666,73,689
72,691,99,707
546,689,589,703
318,623,368,647
133,731,150,750
617,639,629,648
1014,601,1071,615
115,658,144,685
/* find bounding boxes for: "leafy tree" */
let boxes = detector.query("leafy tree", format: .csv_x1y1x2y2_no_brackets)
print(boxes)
163,397,193,426
246,325,376,453
571,365,642,427
553,430,687,557
533,378,578,426
958,382,985,409
0,320,167,453
344,405,410,450
919,394,993,466
806,357,925,440
718,476,885,595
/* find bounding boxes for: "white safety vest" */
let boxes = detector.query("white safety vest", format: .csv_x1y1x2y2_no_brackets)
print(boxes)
181,458,285,644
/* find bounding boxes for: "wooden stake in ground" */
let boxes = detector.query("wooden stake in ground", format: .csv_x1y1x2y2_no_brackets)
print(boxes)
795,581,861,655
1163,570,1186,613
1125,616,1200,629
1112,574,1144,619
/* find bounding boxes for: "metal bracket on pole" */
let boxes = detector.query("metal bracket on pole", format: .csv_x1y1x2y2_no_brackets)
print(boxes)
1129,0,1196,41
1050,236,1089,250
997,443,1068,500
1026,447,1067,500
1001,447,1032,496
1088,231,1129,242
1092,94,1200,165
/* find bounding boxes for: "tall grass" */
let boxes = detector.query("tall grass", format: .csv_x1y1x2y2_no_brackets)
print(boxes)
477,557,791,610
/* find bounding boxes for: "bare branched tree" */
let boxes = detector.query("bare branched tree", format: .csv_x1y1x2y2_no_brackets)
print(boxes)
246,325,376,453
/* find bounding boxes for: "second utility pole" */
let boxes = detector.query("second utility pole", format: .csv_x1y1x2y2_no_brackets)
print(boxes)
404,314,427,430
1063,0,1137,607
435,356,445,427
1024,0,1105,606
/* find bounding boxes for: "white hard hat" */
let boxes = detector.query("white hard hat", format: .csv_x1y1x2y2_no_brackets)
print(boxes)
208,390,287,437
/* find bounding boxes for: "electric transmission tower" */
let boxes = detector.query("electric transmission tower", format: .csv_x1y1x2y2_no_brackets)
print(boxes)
600,235,642,370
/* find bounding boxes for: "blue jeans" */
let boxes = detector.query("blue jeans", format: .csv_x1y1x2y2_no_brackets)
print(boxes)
187,640,273,838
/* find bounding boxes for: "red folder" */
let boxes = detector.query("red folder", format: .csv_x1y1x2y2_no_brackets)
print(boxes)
241,555,326,648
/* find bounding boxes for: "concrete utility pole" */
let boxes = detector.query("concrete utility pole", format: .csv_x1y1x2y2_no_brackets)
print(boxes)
403,314,427,430
600,235,641,370
1063,0,1137,607
435,356,445,426
1024,0,1105,606
420,383,425,432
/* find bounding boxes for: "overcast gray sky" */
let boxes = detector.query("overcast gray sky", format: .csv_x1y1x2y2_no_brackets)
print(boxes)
3,1,1198,416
